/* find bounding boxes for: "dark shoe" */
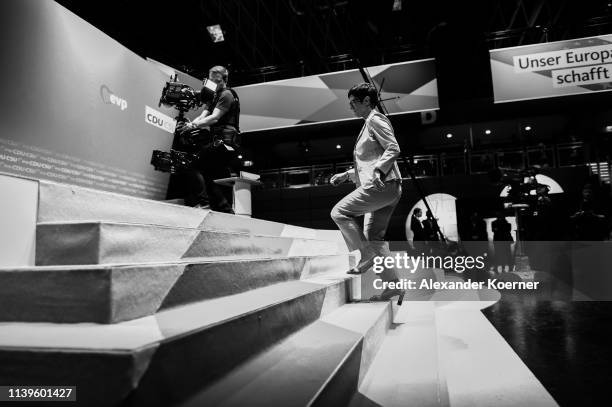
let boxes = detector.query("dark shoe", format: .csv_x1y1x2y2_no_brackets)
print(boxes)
369,288,406,306
347,256,376,275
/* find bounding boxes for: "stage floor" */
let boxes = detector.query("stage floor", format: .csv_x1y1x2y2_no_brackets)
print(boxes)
484,296,612,406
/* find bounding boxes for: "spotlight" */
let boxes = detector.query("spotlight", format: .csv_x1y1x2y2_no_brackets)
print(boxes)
485,129,491,135
605,125,612,133
336,144,341,149
446,133,453,139
237,155,243,159
524,126,532,131
206,24,225,43
299,141,311,153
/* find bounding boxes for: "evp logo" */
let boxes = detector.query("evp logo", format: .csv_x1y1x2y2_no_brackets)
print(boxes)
145,105,176,134
100,85,128,111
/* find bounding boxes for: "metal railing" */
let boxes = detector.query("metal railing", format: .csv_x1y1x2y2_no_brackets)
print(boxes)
259,142,594,189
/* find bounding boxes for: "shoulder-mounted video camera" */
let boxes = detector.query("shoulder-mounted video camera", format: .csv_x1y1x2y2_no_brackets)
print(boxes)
151,76,219,173
158,77,217,111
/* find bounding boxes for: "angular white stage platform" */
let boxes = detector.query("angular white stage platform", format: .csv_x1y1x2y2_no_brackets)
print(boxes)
0,173,558,406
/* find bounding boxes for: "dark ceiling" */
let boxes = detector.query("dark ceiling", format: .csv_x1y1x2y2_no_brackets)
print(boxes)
56,0,612,86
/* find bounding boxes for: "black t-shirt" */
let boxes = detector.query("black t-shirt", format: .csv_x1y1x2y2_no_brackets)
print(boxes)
206,88,239,129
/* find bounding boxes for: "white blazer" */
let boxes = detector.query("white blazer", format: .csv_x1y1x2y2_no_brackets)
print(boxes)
347,110,402,188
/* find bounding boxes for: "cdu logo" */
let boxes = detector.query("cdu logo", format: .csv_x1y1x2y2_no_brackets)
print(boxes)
145,105,176,134
100,85,128,111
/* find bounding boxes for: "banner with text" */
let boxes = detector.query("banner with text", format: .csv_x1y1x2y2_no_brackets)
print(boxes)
490,35,612,103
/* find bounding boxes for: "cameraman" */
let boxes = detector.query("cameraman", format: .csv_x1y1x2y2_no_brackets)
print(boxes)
180,65,240,213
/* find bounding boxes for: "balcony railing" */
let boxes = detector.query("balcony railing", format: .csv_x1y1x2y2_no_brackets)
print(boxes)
258,142,594,189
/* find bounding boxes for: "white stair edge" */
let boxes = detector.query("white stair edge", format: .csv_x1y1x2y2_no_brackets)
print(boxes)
321,302,392,385
352,301,445,407
38,179,343,241
435,303,559,407
179,302,390,407
0,275,355,352
36,220,343,243
0,253,352,271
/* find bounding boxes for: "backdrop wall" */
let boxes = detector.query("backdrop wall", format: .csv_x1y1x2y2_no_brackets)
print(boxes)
0,0,200,199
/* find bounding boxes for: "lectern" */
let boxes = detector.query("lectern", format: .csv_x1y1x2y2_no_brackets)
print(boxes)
214,171,262,217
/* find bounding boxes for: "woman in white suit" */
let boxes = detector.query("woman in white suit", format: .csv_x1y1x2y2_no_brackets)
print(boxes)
330,83,404,303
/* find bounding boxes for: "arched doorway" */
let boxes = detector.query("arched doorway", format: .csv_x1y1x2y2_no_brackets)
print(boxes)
405,193,459,242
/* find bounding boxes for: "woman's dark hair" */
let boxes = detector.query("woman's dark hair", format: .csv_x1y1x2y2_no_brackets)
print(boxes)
348,83,378,107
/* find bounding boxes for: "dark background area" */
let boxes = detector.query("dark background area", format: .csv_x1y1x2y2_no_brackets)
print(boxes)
54,0,612,86
55,0,612,168
253,166,591,238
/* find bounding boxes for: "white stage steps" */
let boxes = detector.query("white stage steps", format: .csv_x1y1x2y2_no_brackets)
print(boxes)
352,290,559,407
2,176,394,407
0,175,559,406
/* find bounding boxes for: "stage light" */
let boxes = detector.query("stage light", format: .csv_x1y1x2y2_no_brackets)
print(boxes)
524,126,532,131
605,125,612,133
206,24,224,43
336,144,341,149
392,0,402,11
237,155,243,159
446,133,453,139
485,129,491,135
299,141,310,153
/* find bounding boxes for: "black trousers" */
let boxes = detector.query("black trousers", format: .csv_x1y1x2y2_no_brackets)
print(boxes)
184,128,238,213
